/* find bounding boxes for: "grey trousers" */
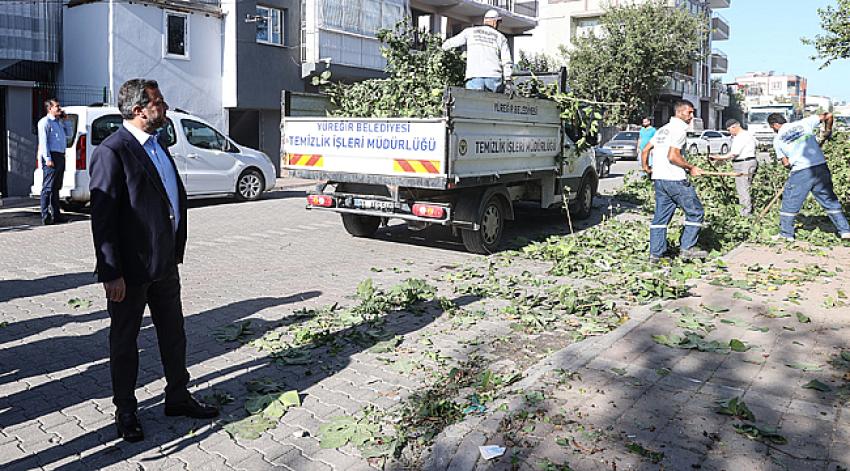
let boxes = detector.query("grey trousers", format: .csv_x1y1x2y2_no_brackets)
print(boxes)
732,159,758,216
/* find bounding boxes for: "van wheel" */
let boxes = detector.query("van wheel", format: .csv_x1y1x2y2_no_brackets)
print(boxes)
341,214,380,237
235,169,264,201
689,144,700,156
569,177,594,220
60,200,87,212
461,195,504,254
720,143,729,154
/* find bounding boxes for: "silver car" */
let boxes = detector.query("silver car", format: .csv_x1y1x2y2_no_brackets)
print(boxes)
602,131,640,160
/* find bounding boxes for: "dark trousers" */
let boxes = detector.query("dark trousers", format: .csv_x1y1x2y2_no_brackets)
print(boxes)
40,152,65,222
108,268,191,413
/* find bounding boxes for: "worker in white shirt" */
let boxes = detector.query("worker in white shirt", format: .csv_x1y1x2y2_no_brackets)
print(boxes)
641,100,707,263
710,119,758,216
442,9,513,92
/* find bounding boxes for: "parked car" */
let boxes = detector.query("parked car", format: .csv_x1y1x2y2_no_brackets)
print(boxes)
685,130,731,156
602,131,640,160
835,115,850,131
31,105,276,207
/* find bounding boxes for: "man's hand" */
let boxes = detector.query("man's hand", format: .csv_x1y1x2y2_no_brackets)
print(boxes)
689,166,704,177
642,165,652,175
709,154,729,161
44,159,54,168
104,277,126,303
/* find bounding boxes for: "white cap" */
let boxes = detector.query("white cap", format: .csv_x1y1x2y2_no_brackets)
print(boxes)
484,9,501,20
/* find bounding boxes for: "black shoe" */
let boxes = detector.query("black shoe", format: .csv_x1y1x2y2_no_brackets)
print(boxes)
115,412,144,442
41,217,53,225
164,396,219,419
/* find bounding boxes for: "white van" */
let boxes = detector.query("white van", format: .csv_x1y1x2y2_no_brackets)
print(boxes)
31,106,276,208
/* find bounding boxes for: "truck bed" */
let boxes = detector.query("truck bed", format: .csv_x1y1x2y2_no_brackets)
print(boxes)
282,88,562,189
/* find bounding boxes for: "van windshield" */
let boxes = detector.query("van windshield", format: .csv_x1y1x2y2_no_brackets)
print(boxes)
748,112,770,124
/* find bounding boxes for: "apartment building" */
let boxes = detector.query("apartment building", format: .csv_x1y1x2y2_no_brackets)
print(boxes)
733,71,807,112
517,0,731,129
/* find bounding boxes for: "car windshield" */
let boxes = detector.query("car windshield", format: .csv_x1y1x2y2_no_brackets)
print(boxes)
686,132,701,138
836,115,850,125
748,112,771,124
612,132,639,141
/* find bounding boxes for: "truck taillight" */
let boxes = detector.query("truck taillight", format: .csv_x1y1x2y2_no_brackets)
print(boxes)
307,195,334,207
76,135,87,170
412,204,446,219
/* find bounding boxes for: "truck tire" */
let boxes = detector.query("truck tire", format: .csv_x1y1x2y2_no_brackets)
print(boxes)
569,177,594,220
341,214,380,237
461,195,505,254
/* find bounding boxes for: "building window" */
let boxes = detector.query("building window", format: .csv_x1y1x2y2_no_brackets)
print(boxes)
257,6,284,45
573,16,602,39
164,11,189,59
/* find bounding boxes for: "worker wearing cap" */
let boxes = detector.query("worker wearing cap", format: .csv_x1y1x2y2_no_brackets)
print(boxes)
442,9,514,92
710,119,758,216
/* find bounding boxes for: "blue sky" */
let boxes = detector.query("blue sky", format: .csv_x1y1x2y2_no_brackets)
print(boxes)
718,0,850,102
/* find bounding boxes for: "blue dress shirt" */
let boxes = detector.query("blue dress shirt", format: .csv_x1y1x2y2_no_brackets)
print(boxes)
38,115,71,161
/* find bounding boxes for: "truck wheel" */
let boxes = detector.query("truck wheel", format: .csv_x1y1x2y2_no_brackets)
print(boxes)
341,214,380,237
689,144,700,156
461,195,504,254
569,178,594,220
720,143,729,154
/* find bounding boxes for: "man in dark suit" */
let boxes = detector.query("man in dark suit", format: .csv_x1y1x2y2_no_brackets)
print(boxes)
89,79,218,443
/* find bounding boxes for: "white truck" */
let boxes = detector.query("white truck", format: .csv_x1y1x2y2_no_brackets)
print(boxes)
747,103,799,149
281,87,599,254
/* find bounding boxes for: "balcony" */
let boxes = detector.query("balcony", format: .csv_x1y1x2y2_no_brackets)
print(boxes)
711,83,730,107
708,0,731,8
410,0,538,34
711,14,729,41
660,72,693,98
711,49,728,74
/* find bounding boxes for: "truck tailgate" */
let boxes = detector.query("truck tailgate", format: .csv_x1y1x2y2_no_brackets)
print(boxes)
283,118,447,185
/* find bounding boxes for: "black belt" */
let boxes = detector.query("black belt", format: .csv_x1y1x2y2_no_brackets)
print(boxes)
732,157,756,163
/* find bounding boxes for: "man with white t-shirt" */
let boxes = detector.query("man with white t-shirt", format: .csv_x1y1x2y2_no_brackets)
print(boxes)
769,112,850,241
640,100,707,263
710,118,758,216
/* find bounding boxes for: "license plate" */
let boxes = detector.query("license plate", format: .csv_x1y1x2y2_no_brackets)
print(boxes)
354,199,394,211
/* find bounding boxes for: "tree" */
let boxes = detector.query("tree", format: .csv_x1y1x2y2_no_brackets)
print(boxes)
802,0,850,68
563,0,707,123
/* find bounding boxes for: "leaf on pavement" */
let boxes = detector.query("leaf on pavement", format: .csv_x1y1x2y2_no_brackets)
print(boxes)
701,304,730,313
733,292,753,302
716,396,755,421
729,339,750,352
223,414,277,440
67,298,93,310
802,380,832,392
795,312,811,324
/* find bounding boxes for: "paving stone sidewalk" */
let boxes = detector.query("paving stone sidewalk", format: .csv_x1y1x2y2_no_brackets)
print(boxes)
430,243,850,471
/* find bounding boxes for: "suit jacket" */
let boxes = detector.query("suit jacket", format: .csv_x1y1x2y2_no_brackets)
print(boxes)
89,126,188,285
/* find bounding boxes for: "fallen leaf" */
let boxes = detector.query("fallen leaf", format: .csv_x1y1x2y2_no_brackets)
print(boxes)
802,380,831,392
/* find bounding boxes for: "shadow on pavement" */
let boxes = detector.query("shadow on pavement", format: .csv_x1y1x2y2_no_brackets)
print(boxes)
0,293,321,433
1,292,478,470
0,271,96,304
